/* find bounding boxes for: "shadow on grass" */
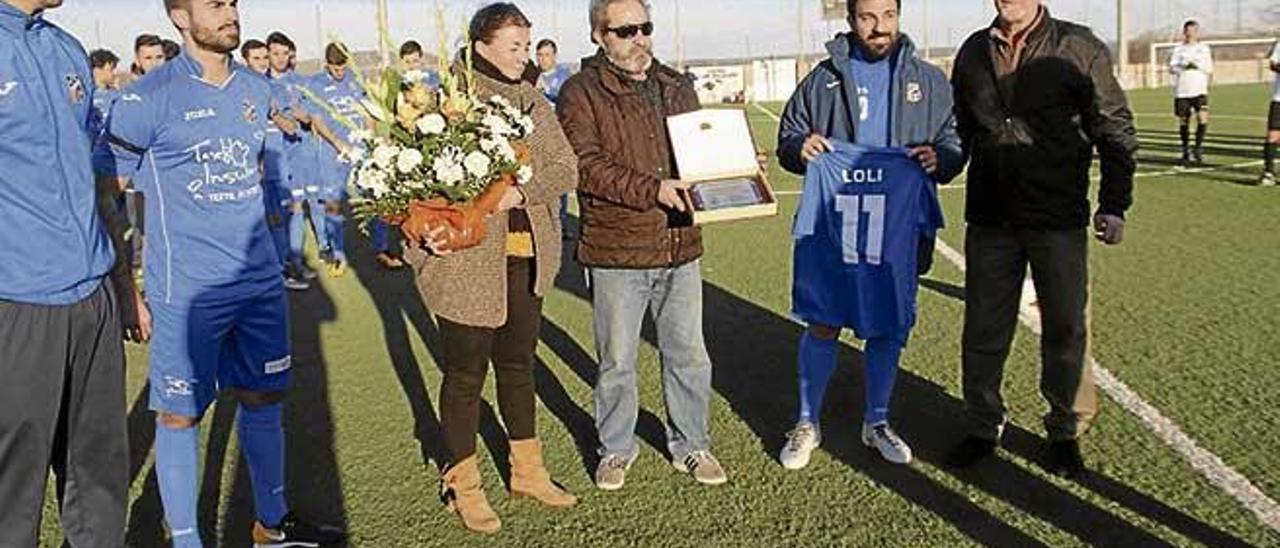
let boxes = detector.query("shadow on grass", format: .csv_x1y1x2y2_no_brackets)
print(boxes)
534,213,1253,546
919,278,1254,547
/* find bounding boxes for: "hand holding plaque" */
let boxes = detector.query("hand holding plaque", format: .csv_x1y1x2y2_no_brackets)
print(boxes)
666,109,778,224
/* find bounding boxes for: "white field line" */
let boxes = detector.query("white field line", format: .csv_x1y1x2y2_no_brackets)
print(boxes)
933,238,1280,533
1133,112,1269,121
753,101,1280,533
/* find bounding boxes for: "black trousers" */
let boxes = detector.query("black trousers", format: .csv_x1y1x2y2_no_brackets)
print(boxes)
438,258,542,463
0,284,128,548
961,226,1098,442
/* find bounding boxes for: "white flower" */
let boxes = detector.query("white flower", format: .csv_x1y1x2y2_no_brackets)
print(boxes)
464,151,492,178
348,129,374,144
517,165,533,184
434,155,465,185
489,95,511,108
339,146,366,165
372,144,400,170
357,166,390,197
396,149,424,174
415,113,447,135
483,114,514,137
517,115,534,135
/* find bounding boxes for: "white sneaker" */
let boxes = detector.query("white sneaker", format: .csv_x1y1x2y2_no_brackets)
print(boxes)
1260,172,1277,187
779,422,821,470
862,422,913,464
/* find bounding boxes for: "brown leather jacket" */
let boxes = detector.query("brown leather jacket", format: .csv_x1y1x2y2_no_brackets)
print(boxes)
556,53,703,269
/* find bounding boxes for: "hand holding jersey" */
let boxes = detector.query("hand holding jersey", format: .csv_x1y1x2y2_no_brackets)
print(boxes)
776,0,964,469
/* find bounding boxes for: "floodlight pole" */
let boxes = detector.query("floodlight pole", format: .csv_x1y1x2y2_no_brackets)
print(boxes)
377,0,391,67
922,0,931,61
1117,0,1129,86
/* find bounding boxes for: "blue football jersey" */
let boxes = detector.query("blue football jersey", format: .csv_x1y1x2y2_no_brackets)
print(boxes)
270,69,318,189
305,69,365,186
97,53,282,305
792,142,944,338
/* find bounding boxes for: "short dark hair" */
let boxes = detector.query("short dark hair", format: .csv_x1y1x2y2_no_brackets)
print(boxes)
399,40,423,58
469,3,532,46
325,42,349,66
162,0,188,11
89,49,120,70
161,39,181,60
847,0,901,14
1184,19,1200,30
240,39,267,61
536,39,557,53
134,33,163,53
266,31,296,51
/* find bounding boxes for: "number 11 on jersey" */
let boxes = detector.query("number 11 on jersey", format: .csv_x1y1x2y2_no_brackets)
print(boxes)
836,194,886,265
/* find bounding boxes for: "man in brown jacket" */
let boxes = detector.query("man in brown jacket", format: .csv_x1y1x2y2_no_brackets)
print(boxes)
557,0,727,491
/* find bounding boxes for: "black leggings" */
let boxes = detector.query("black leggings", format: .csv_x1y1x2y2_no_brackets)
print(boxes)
437,258,542,462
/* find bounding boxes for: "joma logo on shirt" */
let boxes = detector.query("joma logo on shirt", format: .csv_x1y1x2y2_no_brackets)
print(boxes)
842,168,884,184
0,81,17,97
184,108,217,122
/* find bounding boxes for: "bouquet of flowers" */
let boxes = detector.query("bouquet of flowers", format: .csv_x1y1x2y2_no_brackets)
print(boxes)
316,39,535,253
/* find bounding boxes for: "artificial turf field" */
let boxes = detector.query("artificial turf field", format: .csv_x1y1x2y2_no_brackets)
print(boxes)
38,83,1280,547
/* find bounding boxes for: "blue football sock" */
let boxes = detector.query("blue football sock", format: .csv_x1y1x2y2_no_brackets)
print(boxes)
370,219,389,253
797,330,839,426
863,334,906,426
237,403,289,528
155,422,202,548
325,212,346,262
288,206,306,267
308,199,328,253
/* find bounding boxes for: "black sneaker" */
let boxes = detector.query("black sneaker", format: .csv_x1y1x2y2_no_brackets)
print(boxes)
1192,148,1205,166
1044,439,1086,479
252,512,346,547
944,436,997,469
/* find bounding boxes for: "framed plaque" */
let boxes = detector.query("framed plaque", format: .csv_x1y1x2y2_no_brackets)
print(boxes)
667,109,778,224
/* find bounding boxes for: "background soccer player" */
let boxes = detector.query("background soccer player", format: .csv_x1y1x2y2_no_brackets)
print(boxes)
1169,20,1213,167
267,31,326,282
775,0,962,469
242,38,309,290
305,42,366,277
535,38,576,236
96,0,342,545
131,32,166,76
89,48,121,138
1262,38,1280,186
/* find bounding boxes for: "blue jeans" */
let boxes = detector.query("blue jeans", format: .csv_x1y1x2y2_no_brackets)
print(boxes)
589,260,713,461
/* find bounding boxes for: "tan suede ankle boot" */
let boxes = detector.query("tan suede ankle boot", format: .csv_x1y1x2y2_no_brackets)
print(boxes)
441,456,501,534
509,438,578,507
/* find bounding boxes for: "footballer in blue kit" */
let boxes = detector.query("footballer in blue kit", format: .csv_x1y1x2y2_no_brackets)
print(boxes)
305,42,367,277
266,32,329,284
95,1,343,546
240,38,305,291
776,0,963,469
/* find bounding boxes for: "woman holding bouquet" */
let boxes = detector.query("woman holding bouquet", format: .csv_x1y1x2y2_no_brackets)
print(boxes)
406,2,579,535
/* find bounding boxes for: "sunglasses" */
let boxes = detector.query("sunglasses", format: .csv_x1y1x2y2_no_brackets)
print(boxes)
605,22,654,39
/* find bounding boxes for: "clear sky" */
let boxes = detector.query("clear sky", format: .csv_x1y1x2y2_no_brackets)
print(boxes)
41,0,1277,66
